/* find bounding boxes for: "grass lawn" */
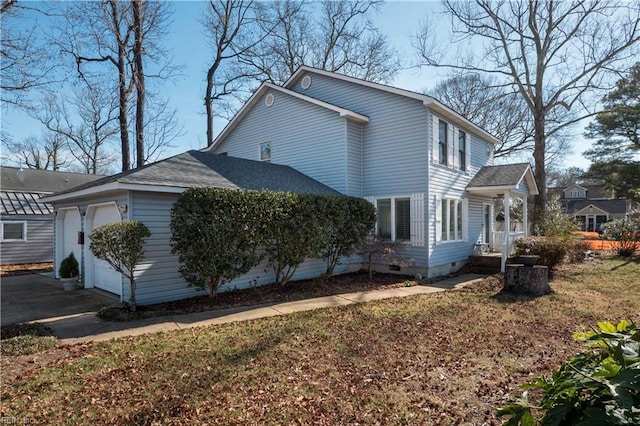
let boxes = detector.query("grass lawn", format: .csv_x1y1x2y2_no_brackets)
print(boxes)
1,258,638,424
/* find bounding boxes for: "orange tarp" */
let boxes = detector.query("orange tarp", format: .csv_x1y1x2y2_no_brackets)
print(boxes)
574,231,619,251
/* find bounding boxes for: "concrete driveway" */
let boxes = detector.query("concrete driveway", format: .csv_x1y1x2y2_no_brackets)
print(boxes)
1,273,121,325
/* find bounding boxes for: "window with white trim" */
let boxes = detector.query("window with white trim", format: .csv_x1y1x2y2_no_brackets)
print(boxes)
376,197,410,241
435,196,468,243
367,194,425,246
438,120,448,165
433,115,472,172
1,222,26,241
259,142,271,162
458,130,467,171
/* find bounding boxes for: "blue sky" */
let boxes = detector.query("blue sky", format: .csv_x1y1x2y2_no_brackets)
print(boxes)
2,0,592,170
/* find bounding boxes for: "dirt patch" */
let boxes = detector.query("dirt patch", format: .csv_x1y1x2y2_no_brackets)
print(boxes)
0,263,53,277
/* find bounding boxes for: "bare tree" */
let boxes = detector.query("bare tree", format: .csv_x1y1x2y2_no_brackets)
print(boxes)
55,0,174,171
246,0,399,85
431,74,533,158
4,134,71,170
141,94,183,164
132,0,146,169
431,73,573,166
414,0,640,226
0,1,58,107
28,87,119,175
202,0,399,146
202,0,266,147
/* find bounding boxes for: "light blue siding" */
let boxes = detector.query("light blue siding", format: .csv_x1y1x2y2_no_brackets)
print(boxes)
427,110,495,272
214,90,348,193
130,191,346,306
345,121,363,196
292,73,429,195
130,192,207,305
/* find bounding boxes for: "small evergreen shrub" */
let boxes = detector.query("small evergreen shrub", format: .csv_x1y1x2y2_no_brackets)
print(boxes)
90,221,151,311
498,320,640,425
58,252,79,278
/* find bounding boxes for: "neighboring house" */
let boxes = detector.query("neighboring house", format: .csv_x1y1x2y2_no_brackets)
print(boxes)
552,183,629,232
43,66,538,306
0,167,102,265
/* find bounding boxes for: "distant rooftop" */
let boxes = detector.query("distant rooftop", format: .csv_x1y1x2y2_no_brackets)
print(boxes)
1,166,103,193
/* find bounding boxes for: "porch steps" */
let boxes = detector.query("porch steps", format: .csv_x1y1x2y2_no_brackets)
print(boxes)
468,255,517,275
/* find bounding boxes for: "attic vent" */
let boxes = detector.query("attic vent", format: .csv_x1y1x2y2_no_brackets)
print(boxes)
265,93,275,107
301,75,312,89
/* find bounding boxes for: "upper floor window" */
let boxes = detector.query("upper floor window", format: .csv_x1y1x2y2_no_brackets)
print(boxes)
2,222,26,241
438,120,448,165
564,189,585,198
458,130,467,171
259,142,271,162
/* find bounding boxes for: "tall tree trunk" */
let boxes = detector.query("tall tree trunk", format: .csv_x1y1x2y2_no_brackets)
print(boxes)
108,0,131,172
205,64,217,148
532,112,546,230
132,0,145,168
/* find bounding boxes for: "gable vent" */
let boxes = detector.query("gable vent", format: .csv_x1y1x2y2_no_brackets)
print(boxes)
265,93,275,107
301,75,312,89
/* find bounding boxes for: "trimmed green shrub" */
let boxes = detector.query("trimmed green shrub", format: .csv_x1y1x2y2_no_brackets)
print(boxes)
514,236,568,276
170,188,375,292
316,195,376,278
170,188,266,298
90,221,151,311
259,192,323,287
498,320,640,425
58,252,79,278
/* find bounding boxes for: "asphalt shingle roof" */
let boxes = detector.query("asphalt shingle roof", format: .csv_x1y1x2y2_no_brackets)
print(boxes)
565,199,628,215
50,151,341,197
467,163,531,188
0,166,103,193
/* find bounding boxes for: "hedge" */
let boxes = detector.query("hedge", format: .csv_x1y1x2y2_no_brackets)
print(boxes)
170,188,375,296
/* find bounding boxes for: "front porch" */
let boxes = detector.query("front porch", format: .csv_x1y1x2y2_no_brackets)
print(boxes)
466,163,540,273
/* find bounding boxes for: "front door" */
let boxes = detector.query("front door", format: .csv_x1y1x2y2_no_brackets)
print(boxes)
482,203,492,246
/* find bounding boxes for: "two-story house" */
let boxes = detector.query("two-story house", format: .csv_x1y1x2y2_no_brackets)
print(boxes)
43,67,537,306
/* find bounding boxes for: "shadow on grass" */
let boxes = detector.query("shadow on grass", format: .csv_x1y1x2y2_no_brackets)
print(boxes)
490,289,555,304
610,256,640,271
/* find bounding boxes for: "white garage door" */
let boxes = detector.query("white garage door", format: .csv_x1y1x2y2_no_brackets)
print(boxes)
91,204,122,295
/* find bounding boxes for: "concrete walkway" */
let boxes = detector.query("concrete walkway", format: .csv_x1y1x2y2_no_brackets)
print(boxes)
19,274,485,345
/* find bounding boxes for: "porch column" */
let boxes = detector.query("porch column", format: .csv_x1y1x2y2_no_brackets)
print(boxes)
501,192,511,273
523,196,528,236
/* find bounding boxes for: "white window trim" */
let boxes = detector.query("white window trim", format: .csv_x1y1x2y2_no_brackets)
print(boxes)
365,194,425,246
259,141,271,162
435,196,468,245
1,221,27,241
432,115,470,173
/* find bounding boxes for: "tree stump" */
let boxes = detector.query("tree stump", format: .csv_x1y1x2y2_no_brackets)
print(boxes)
504,264,551,296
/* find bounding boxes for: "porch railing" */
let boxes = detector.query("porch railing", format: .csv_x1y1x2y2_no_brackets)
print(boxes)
500,231,526,272
493,231,526,255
